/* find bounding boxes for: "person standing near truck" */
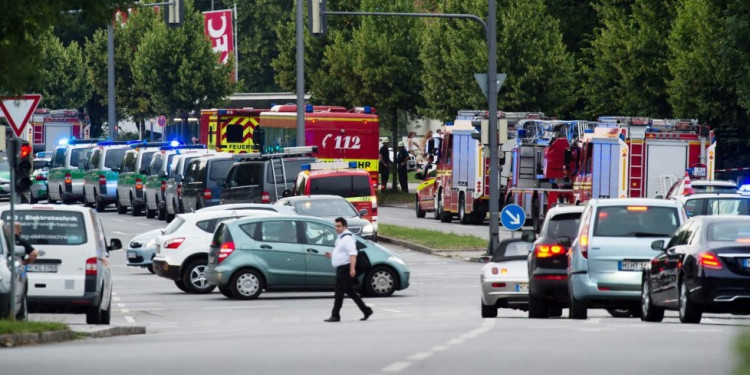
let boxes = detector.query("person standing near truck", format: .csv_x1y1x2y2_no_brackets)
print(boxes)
396,142,409,193
378,139,391,191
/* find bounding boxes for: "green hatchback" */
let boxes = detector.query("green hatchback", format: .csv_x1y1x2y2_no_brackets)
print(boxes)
206,215,410,300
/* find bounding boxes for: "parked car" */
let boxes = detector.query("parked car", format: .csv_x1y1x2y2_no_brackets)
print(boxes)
164,152,218,222
665,178,737,199
480,235,536,318
152,210,280,293
30,157,51,203
181,155,240,212
567,198,686,319
126,229,162,273
206,215,410,299
221,154,315,205
527,205,584,318
642,216,750,324
0,205,122,324
0,155,10,199
0,222,28,320
83,142,132,212
198,203,297,215
47,140,97,204
275,195,376,240
144,146,206,220
674,193,750,217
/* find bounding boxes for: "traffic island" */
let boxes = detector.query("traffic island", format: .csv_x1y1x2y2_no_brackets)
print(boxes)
378,224,487,262
0,321,146,348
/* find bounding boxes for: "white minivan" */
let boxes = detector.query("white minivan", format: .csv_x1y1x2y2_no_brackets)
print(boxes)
1,205,122,324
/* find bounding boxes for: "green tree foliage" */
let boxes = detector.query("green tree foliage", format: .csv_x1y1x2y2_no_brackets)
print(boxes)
0,0,134,94
133,0,235,121
546,0,598,55
31,31,91,109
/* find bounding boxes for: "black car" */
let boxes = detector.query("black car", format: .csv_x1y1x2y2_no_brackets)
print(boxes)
221,155,315,205
181,155,236,212
527,205,584,318
641,216,750,324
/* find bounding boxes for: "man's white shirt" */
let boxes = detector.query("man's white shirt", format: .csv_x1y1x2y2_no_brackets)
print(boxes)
331,230,357,267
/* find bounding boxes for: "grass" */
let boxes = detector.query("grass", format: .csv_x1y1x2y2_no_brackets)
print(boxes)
736,331,750,375
0,320,68,335
377,189,414,204
379,223,487,250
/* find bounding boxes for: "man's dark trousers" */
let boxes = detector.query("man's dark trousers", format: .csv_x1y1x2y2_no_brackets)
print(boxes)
398,165,408,192
379,165,390,188
331,265,369,318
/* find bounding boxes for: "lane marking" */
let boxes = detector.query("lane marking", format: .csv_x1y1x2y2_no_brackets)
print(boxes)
120,309,130,313
382,362,412,373
112,219,126,223
117,303,126,308
407,352,433,361
431,345,450,352
112,297,121,302
112,231,130,235
124,316,136,324
383,309,402,313
203,305,279,310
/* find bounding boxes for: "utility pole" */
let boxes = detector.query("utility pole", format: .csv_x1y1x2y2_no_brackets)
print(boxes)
487,0,500,253
107,24,116,141
295,0,306,146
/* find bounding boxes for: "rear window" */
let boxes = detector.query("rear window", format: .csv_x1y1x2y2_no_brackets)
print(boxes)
69,148,89,169
593,206,680,237
266,159,311,184
163,216,185,235
209,159,234,181
708,222,750,242
309,175,372,197
694,185,737,194
684,197,750,217
491,240,533,262
3,211,87,245
89,149,101,169
545,213,581,240
51,147,66,168
149,154,164,176
181,156,200,175
139,151,156,172
196,217,235,233
104,148,128,170
122,152,137,172
230,163,263,186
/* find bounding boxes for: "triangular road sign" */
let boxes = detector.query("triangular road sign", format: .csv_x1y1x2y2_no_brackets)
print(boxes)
0,94,42,137
474,73,506,100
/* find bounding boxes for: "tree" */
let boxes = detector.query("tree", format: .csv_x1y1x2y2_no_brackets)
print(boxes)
31,30,91,109
0,0,135,94
133,0,235,127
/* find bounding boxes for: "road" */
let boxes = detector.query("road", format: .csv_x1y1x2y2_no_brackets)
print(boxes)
0,205,745,374
380,205,523,240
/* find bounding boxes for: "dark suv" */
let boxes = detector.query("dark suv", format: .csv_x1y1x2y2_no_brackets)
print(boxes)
527,205,584,318
181,155,237,212
221,155,315,205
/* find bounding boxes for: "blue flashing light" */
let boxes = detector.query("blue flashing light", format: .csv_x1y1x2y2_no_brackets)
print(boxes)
170,140,180,147
348,161,358,168
583,129,594,134
518,129,528,138
301,164,311,171
364,106,372,114
59,138,69,146
445,122,454,126
739,185,750,196
305,104,313,113
218,109,227,115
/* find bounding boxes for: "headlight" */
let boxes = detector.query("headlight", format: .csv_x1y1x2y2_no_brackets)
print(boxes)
362,223,374,235
387,255,405,265
145,239,157,248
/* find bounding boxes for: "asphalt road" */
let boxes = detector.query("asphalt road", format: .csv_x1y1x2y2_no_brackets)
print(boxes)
0,204,746,375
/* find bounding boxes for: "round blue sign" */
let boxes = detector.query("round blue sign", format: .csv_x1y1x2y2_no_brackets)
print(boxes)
500,204,526,231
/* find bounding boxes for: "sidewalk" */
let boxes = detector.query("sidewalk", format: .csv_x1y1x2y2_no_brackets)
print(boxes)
379,235,487,263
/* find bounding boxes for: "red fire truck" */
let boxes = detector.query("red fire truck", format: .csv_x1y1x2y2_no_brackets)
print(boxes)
29,109,89,153
199,108,264,153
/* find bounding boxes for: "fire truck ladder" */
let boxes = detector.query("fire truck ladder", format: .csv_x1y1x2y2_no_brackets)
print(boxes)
270,158,288,201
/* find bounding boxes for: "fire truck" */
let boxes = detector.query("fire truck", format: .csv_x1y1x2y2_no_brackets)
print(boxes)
200,105,381,186
415,110,544,224
27,109,89,153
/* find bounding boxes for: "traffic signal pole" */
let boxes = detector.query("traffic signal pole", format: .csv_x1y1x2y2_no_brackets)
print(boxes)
7,137,18,320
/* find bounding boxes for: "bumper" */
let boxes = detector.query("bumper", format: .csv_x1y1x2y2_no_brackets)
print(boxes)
152,259,181,280
481,277,529,307
126,247,156,267
28,292,101,313
688,276,750,312
206,265,232,286
530,269,569,303
569,272,641,307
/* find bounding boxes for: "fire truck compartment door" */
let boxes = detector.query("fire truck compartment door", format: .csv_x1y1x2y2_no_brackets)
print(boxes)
592,139,620,199
646,142,687,198
452,132,477,190
45,125,73,153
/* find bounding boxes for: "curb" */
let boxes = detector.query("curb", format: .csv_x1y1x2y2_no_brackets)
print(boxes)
0,325,146,348
378,235,485,263
77,326,147,338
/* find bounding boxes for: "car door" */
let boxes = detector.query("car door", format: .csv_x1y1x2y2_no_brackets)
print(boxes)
249,220,306,287
656,221,694,307
181,159,204,212
222,162,264,204
302,220,337,288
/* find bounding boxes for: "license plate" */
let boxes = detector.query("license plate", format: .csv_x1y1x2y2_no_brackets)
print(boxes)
127,251,137,259
620,260,648,271
515,283,529,293
27,264,58,273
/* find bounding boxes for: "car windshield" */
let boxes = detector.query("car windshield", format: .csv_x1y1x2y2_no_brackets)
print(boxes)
163,216,185,235
292,199,358,217
3,210,87,245
693,185,737,194
308,175,372,197
0,159,10,172
104,148,128,170
139,151,156,172
594,206,680,237
546,212,581,240
684,197,750,217
209,159,234,181
707,222,750,242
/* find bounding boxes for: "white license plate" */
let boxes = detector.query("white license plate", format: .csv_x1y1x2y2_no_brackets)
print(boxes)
620,260,648,271
515,283,529,293
27,264,58,273
127,251,137,259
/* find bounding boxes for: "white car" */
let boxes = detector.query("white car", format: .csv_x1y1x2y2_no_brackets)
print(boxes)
197,203,297,215
151,210,280,293
665,178,737,199
0,205,123,324
0,223,27,320
480,236,535,318
673,193,750,217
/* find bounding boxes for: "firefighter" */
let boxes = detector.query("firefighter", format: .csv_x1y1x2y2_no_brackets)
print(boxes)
378,139,392,191
396,141,410,192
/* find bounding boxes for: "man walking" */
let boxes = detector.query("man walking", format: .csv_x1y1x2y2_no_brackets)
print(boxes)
324,217,373,322
378,139,391,191
396,141,409,193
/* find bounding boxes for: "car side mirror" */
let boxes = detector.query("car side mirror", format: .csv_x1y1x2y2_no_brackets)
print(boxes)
521,230,536,243
651,239,665,251
478,256,491,263
108,238,122,251
359,208,368,217
557,236,572,248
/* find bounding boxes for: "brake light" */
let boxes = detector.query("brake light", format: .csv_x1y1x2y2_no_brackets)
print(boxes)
627,206,648,211
164,238,185,249
177,183,182,196
161,180,167,192
85,257,97,276
99,174,106,186
35,174,47,181
535,244,565,258
372,195,378,209
135,178,143,190
203,189,212,200
580,235,589,258
698,252,723,270
217,241,235,264
491,283,506,288
64,173,72,184
261,191,270,204
534,274,568,281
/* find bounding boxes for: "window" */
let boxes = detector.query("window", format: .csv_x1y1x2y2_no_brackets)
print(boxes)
139,151,156,174
239,222,261,241
265,159,313,184
694,185,738,194
546,213,582,240
225,124,244,143
260,221,298,243
180,156,200,176
667,221,694,248
293,199,358,218
708,222,750,242
231,163,262,187
149,155,164,176
104,148,128,170
32,160,47,170
185,160,205,183
69,148,89,169
52,147,66,168
308,175,372,197
3,211,88,245
593,206,680,237
166,154,178,177
89,149,102,169
196,217,236,233
304,221,336,247
163,216,185,235
122,152,137,173
209,159,234,181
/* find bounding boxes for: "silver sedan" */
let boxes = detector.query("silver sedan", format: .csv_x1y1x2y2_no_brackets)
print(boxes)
480,238,534,318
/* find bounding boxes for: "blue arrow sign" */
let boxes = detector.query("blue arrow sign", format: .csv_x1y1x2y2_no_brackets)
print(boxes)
500,204,526,231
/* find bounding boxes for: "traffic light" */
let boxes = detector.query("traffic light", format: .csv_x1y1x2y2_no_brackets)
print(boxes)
308,0,327,36
164,0,184,27
12,138,32,193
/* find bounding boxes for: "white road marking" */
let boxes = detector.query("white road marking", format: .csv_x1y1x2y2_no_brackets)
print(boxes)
383,309,402,313
447,338,465,345
137,223,151,227
203,305,279,310
407,352,433,361
117,303,126,308
431,345,450,352
382,362,412,373
112,219,126,223
112,231,129,235
114,308,166,312
120,309,130,313
124,316,136,324
112,297,121,302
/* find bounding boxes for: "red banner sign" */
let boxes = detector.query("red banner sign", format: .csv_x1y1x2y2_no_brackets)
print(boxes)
203,10,234,65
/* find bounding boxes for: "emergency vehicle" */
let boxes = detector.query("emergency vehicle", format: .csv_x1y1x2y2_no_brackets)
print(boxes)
30,109,90,153
415,111,544,224
200,105,381,186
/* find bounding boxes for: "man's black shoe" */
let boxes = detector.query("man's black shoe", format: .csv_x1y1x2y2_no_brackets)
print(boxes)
361,309,373,321
324,317,341,322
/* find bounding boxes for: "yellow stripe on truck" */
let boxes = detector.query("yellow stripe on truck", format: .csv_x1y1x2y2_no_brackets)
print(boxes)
315,159,379,173
346,196,373,203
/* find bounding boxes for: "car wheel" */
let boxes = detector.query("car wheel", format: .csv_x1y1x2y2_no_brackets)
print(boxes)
146,203,156,219
16,290,28,321
116,194,127,214
30,195,38,204
60,187,71,204
100,292,111,325
82,192,90,207
481,300,498,318
458,193,470,225
569,291,587,320
86,298,103,324
438,191,451,223
364,266,397,297
528,291,549,319
131,194,142,216
230,269,264,300
548,306,563,317
96,194,106,212
147,265,155,274
219,285,235,299
433,190,440,220
641,282,664,320
606,308,632,318
166,209,175,223
182,260,216,294
174,280,188,292
415,195,426,218
157,202,166,221
679,279,702,324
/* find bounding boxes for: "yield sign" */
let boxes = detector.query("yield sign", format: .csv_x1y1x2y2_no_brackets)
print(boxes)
0,95,42,137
